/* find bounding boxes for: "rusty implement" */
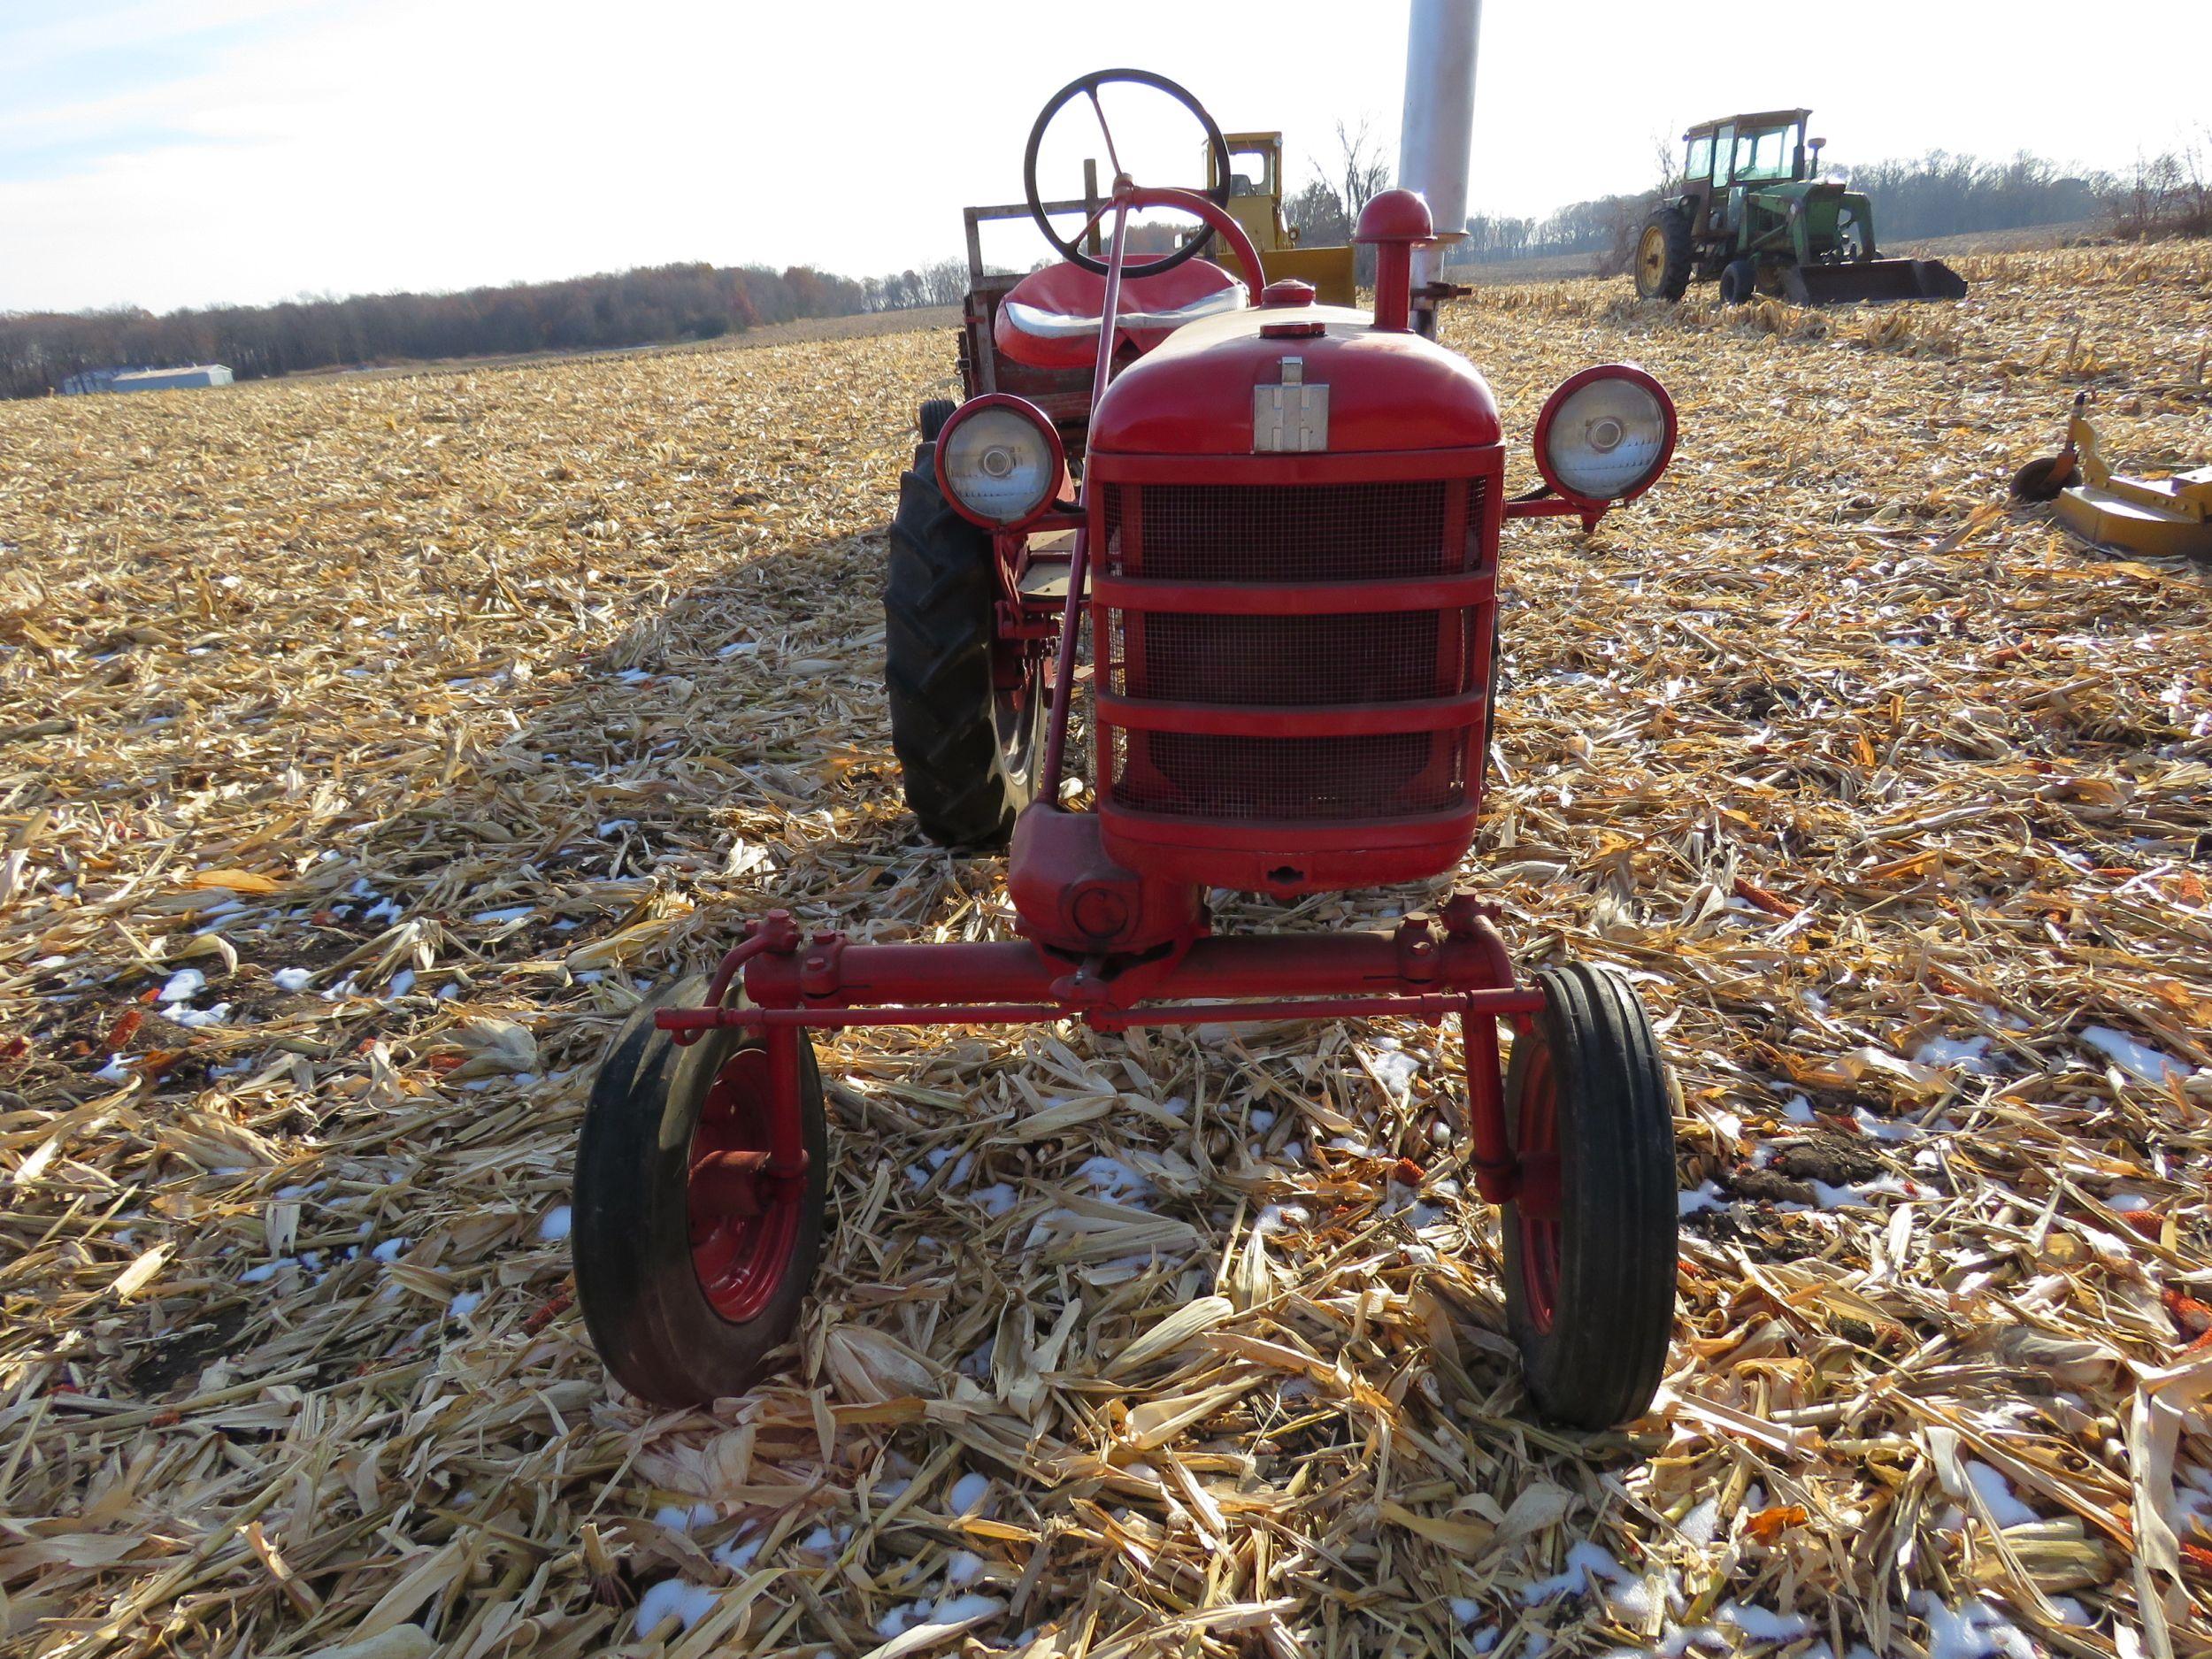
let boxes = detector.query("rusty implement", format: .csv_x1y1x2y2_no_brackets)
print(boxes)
2019,394,2212,559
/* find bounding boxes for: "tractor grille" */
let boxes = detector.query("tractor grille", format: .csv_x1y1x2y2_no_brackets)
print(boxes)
1110,480,1451,583
1098,475,1492,825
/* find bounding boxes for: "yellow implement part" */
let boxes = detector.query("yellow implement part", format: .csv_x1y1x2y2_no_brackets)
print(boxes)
2057,472,2212,559
2053,400,2212,558
1218,243,1359,305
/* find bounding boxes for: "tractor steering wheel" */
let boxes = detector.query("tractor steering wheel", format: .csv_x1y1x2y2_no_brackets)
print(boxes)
1023,68,1233,279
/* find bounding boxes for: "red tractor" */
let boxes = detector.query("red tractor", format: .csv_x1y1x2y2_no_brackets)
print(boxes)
572,70,1683,1430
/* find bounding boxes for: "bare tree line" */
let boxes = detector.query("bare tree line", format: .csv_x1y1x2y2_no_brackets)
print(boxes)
0,262,889,400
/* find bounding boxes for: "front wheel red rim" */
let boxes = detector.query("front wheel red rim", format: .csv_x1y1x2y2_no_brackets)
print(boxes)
1514,1040,1562,1333
687,1046,803,1324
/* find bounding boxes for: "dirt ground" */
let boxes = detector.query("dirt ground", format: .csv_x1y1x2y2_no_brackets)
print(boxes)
1,243,2208,1659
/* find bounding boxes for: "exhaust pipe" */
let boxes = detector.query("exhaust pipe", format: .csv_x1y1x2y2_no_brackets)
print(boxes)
1396,0,1481,336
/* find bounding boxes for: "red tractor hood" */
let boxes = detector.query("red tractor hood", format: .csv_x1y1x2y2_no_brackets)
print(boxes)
1088,304,1501,456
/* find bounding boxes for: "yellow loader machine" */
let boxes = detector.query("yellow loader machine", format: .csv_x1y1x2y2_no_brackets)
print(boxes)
1635,109,1968,307
1206,130,1358,305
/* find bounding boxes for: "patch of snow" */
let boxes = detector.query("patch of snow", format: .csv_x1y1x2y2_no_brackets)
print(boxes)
1781,1094,1816,1125
876,1601,934,1638
968,1183,1018,1219
241,1259,294,1284
1521,1540,1636,1606
1077,1156,1149,1202
710,1529,762,1572
1678,1498,1721,1547
933,1594,1001,1625
1915,1593,2036,1659
364,898,403,924
1255,1203,1310,1236
2081,1025,2190,1085
386,968,416,999
472,904,534,926
945,1549,985,1586
539,1204,572,1242
371,1237,408,1263
1678,1183,1724,1217
949,1471,993,1515
168,1001,232,1029
1248,1109,1277,1132
449,1290,482,1317
93,1055,132,1082
273,968,312,992
633,1578,718,1637
1809,1174,1924,1210
654,1502,718,1532
1369,1049,1420,1102
1964,1462,2038,1528
1913,1034,1994,1073
157,968,206,1003
1716,1602,1812,1642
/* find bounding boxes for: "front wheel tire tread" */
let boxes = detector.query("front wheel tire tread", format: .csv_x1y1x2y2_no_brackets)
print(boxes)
1500,962,1678,1429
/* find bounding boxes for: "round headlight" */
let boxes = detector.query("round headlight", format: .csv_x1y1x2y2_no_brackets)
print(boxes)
936,399,1062,527
1534,366,1676,505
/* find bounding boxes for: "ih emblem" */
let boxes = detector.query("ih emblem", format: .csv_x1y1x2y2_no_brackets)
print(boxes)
1254,357,1329,453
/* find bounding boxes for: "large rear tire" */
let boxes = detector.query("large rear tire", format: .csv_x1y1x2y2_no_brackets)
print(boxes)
573,976,828,1407
1633,210,1694,302
884,443,1043,848
1501,963,1678,1429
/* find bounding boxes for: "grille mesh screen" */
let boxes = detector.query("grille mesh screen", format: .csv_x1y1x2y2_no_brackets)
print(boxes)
1111,480,1453,583
1102,477,1488,823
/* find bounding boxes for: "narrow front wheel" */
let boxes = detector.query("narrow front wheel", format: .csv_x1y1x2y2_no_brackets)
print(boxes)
1501,963,1678,1429
572,975,829,1406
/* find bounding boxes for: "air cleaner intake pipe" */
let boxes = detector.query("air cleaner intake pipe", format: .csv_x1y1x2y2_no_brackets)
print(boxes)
1396,0,1480,336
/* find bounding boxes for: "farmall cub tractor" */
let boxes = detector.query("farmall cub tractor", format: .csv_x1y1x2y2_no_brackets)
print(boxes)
574,71,1684,1431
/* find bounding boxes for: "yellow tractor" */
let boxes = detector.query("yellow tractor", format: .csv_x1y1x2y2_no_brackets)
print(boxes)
1205,131,1358,305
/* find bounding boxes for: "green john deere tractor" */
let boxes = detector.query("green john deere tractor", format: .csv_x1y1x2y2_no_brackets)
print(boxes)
1634,109,1966,306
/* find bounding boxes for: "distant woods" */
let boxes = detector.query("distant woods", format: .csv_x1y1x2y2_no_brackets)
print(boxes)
1452,141,2211,268
0,257,967,401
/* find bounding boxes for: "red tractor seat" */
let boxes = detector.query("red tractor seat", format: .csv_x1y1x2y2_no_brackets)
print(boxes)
995,258,1247,371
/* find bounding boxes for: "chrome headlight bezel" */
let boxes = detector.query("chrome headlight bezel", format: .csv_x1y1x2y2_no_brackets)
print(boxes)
1532,365,1677,509
933,396,1065,529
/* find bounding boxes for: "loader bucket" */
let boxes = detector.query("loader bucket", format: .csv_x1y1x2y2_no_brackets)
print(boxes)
1782,257,1968,306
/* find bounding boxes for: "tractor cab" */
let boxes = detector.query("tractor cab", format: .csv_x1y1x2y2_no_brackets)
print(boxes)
1678,108,1813,237
1214,131,1287,245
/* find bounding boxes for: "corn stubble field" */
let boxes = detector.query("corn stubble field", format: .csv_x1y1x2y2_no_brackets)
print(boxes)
2,244,2209,1659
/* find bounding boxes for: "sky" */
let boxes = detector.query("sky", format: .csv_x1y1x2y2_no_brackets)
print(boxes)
1,0,2201,315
